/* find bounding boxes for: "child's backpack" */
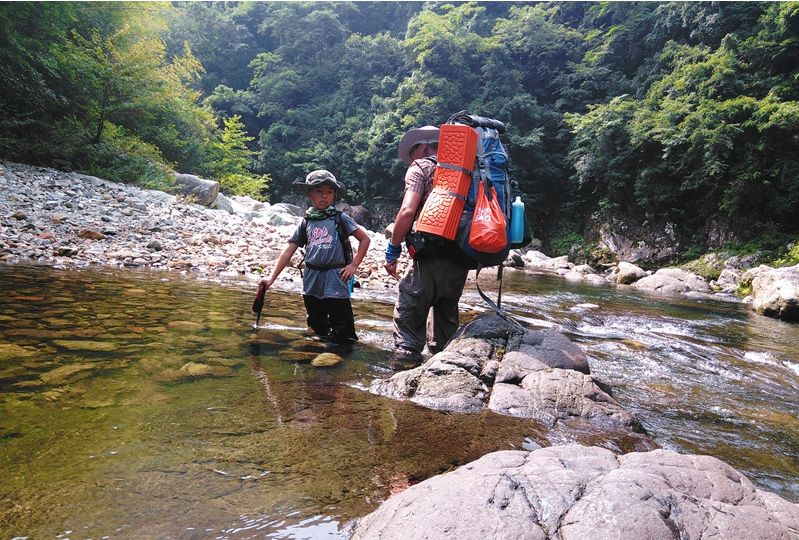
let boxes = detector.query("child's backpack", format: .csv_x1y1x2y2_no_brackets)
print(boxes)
298,210,353,270
412,111,524,270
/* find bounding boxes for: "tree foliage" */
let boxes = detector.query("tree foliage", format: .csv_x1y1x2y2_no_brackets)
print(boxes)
1,1,798,250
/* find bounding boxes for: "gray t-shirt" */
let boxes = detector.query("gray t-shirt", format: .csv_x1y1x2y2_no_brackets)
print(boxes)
290,212,358,299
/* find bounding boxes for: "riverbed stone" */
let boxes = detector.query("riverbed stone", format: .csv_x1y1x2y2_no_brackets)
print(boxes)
165,320,205,331
0,343,39,361
51,339,118,352
40,362,96,385
750,263,799,321
632,267,710,294
155,361,235,383
368,314,642,434
349,445,799,540
311,352,343,367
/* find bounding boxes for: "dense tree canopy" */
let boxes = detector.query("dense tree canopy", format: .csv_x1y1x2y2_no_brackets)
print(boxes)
1,1,798,256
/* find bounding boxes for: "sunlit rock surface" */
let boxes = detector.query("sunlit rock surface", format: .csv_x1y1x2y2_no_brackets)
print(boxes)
350,445,799,540
750,263,799,321
368,314,642,434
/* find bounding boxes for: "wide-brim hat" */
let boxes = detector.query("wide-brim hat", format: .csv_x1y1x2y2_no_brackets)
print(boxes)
292,169,345,195
398,125,440,165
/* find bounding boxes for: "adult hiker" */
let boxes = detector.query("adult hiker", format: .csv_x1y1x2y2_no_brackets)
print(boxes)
383,125,469,361
261,170,370,346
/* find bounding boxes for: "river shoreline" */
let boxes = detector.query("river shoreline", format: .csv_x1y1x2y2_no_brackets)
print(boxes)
1,160,789,318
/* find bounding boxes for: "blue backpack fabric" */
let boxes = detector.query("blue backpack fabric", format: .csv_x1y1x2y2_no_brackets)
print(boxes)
454,122,513,269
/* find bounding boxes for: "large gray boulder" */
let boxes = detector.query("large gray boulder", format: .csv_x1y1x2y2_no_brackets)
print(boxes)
215,193,269,218
173,173,219,206
261,203,303,227
368,315,642,434
608,261,648,285
751,263,799,321
350,445,799,540
631,267,709,294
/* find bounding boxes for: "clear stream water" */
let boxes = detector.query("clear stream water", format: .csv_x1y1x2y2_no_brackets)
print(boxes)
0,264,797,539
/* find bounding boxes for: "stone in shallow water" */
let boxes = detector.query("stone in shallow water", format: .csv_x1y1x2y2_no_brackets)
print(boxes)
40,363,96,384
154,362,235,383
51,339,118,352
166,321,205,331
311,352,342,367
0,343,39,361
278,351,315,363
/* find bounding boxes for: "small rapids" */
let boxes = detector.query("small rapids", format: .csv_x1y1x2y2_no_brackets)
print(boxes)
0,264,796,538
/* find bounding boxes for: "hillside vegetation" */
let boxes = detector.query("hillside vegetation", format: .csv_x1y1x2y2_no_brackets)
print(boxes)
1,1,797,261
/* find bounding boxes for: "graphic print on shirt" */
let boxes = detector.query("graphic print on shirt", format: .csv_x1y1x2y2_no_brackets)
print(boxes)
307,224,335,251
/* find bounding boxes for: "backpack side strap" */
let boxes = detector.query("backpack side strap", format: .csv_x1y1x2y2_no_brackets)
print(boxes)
474,264,525,331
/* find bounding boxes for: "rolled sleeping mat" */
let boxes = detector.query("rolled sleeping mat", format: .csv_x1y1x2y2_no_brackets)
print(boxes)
415,123,478,240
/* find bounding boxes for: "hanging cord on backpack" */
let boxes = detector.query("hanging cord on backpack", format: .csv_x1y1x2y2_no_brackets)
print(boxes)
474,264,525,331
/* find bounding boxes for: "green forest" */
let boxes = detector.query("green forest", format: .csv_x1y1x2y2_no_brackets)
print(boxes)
2,1,798,262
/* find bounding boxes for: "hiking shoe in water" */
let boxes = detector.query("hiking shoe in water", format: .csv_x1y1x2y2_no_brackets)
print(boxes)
391,347,423,366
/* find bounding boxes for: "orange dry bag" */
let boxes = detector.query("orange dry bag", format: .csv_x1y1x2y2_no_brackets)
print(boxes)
468,179,507,253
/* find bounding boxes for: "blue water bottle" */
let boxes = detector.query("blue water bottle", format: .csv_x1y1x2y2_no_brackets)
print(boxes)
348,275,355,296
511,196,525,244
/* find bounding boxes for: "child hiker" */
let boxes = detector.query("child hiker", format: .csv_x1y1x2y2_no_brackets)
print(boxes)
260,170,371,345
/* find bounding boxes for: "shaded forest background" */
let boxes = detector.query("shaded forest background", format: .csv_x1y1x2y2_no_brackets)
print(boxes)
1,1,798,261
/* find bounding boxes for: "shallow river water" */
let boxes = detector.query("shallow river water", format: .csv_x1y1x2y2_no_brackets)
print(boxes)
0,264,797,539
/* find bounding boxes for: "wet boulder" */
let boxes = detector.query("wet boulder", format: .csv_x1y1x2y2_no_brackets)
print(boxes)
368,315,641,433
350,445,799,540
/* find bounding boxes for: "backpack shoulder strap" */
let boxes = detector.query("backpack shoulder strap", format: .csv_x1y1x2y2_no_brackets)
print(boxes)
298,218,308,246
332,211,353,264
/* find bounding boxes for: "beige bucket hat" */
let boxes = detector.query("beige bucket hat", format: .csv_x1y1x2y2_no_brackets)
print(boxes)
398,125,440,165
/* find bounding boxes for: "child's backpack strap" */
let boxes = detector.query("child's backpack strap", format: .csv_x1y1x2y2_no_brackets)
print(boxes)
332,211,353,265
298,218,308,246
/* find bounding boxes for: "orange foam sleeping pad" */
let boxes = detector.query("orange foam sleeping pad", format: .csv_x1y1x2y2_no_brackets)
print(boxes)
415,124,478,240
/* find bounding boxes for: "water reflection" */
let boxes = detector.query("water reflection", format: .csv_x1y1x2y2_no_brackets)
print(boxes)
0,265,537,538
1,264,797,539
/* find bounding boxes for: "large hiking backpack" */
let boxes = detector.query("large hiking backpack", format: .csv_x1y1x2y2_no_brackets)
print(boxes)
412,111,524,270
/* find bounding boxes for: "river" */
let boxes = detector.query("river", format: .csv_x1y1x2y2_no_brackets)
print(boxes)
0,264,796,539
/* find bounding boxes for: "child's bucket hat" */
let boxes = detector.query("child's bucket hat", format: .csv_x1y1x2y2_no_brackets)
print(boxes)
293,169,345,194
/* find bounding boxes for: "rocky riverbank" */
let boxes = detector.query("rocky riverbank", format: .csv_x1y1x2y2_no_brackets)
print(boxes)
0,161,401,292
1,160,797,321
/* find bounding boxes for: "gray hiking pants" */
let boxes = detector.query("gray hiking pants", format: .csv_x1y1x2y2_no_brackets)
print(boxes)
393,257,469,354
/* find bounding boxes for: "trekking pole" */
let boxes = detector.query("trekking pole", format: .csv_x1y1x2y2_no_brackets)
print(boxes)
496,264,504,309
252,281,268,329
